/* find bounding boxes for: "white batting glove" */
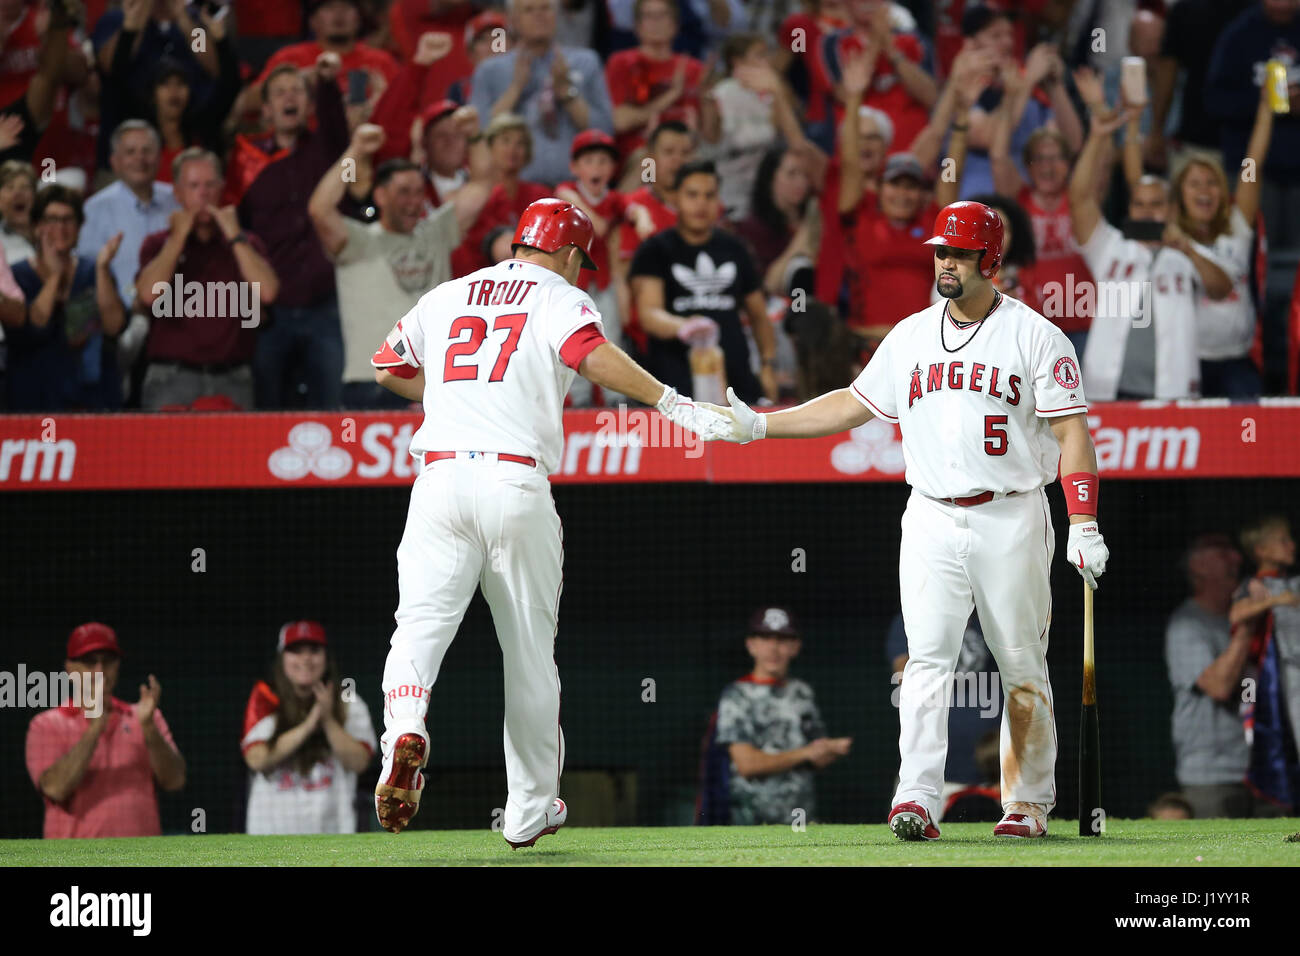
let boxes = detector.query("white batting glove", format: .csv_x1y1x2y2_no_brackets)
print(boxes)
695,386,767,444
655,386,733,441
1067,522,1109,590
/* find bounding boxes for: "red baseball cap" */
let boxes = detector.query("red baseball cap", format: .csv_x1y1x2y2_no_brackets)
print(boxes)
468,10,507,43
67,622,122,660
571,128,619,161
420,98,461,128
277,620,328,652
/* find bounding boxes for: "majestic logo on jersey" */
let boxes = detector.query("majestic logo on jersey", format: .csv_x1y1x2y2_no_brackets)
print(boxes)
1053,356,1080,389
944,214,958,236
669,252,738,313
906,361,1022,409
580,303,597,319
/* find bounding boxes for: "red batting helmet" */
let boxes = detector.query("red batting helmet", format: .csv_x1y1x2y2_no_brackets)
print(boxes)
513,198,597,270
923,201,1004,279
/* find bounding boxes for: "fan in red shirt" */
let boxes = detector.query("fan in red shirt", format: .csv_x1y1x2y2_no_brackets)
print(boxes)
386,0,485,103
556,130,628,292
992,125,1093,344
257,0,399,108
774,0,848,130
605,0,706,167
817,0,937,160
614,119,694,353
446,10,509,105
931,0,1044,80
842,154,944,343
451,112,549,276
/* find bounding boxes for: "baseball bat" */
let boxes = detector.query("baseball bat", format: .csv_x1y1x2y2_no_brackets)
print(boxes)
1078,580,1101,836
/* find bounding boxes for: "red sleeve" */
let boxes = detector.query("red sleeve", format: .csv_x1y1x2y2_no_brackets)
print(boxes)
25,711,71,790
605,51,634,105
388,0,417,59
559,323,608,370
135,231,167,282
242,681,280,741
371,60,430,163
888,33,925,69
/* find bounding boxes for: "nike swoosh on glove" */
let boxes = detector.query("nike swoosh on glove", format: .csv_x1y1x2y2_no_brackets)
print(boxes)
1067,522,1109,590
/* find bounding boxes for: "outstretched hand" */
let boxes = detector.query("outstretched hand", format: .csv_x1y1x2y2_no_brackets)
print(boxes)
695,387,766,444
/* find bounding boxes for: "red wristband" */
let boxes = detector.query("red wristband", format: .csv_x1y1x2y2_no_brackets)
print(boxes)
1063,472,1098,516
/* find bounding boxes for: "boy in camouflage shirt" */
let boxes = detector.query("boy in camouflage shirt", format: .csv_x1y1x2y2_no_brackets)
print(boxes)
714,607,851,825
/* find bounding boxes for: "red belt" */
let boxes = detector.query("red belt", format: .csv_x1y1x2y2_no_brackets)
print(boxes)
424,451,537,467
942,490,1016,507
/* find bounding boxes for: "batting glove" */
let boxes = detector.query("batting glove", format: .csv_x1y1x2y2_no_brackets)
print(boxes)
695,387,767,444
655,386,733,441
1067,522,1109,590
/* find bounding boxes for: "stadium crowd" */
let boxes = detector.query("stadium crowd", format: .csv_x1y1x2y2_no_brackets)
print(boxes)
0,0,1297,413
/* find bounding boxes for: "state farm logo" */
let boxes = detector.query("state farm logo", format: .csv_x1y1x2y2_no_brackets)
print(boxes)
830,419,905,475
268,423,352,481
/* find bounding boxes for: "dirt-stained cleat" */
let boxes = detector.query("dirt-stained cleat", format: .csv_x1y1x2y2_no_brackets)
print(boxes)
375,732,427,833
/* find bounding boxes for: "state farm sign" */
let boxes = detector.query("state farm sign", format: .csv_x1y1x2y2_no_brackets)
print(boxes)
0,403,1292,489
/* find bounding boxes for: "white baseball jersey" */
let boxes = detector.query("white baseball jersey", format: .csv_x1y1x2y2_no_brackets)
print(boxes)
242,694,378,834
849,293,1087,499
1194,206,1255,360
383,258,605,474
1078,219,1208,400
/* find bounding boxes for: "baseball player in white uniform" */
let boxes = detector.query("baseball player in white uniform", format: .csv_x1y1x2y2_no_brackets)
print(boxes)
368,199,729,847
706,201,1111,839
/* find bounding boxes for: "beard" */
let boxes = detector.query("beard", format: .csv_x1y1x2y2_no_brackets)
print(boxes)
936,273,964,299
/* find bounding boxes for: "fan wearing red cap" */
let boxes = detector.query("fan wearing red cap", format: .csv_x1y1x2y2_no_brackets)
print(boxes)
369,196,733,845
241,621,377,834
553,130,633,405
706,197,1109,842
24,623,186,839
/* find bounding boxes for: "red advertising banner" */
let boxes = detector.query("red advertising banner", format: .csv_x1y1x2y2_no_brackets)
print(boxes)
0,400,1296,490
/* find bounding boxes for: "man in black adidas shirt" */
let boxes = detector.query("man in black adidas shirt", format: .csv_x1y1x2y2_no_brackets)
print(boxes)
628,160,777,405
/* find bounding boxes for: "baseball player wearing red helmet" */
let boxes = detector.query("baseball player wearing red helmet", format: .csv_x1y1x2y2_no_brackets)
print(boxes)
706,200,1109,840
370,198,731,846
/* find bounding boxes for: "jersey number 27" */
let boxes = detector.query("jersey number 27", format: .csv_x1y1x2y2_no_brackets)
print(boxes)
443,313,527,383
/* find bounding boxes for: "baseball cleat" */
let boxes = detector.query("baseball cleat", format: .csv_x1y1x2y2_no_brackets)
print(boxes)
888,801,940,841
994,802,1048,838
375,732,427,833
505,798,567,849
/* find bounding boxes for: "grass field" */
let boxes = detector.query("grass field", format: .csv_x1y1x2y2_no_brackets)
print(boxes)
4,819,1299,866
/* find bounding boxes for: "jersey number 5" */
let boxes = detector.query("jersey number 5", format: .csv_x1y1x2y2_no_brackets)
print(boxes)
443,313,527,383
984,415,1008,456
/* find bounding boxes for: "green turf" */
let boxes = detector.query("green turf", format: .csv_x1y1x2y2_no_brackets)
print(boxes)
3,819,1299,866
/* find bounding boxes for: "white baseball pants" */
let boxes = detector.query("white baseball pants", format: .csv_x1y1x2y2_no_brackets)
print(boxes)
381,453,565,842
892,487,1058,820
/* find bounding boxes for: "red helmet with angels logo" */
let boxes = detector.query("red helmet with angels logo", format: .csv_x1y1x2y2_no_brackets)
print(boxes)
513,198,597,270
923,201,1005,279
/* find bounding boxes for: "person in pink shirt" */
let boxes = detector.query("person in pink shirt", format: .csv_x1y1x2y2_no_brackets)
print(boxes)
25,623,186,839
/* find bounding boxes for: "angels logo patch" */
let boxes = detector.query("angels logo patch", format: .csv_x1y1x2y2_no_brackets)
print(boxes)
1053,356,1080,389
